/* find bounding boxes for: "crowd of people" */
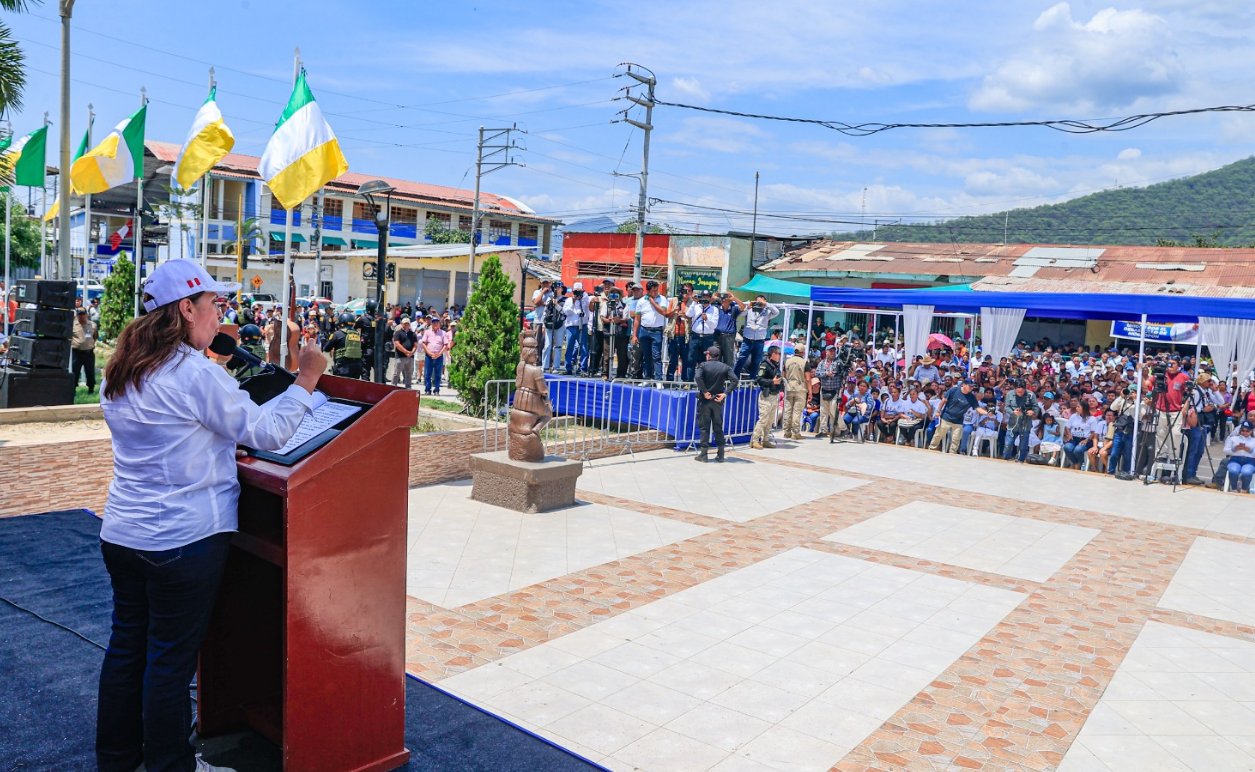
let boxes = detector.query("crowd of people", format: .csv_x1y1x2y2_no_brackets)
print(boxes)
764,334,1255,493
219,298,458,394
524,277,1255,493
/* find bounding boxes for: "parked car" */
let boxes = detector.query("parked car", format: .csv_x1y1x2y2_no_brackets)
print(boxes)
75,279,106,302
337,298,369,317
240,292,279,313
297,296,335,314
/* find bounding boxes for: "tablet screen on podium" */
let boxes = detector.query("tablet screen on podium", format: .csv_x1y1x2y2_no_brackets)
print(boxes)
246,393,366,465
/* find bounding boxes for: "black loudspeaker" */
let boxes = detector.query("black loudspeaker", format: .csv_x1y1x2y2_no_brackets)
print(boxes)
0,365,77,408
8,335,71,369
13,307,74,338
13,279,75,309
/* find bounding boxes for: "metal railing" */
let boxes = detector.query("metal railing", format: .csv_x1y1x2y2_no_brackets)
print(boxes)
482,375,764,460
482,377,611,461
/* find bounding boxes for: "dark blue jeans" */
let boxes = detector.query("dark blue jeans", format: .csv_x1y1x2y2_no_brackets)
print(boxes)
1063,439,1087,467
734,340,765,379
1108,431,1132,474
1184,426,1206,481
423,353,443,394
637,327,663,380
1003,430,1031,462
97,532,232,772
564,326,588,373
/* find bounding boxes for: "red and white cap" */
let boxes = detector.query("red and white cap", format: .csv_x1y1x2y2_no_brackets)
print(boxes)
141,259,240,313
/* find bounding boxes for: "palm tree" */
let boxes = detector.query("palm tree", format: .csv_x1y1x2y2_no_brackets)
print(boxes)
234,216,262,268
0,0,38,116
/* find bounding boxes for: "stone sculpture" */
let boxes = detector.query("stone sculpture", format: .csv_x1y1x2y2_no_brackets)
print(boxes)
508,329,553,462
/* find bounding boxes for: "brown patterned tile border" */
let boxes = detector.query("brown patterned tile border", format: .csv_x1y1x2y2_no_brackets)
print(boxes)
807,541,1041,596
402,442,1255,771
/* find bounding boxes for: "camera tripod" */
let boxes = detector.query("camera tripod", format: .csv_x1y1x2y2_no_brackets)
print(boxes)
1142,407,1214,491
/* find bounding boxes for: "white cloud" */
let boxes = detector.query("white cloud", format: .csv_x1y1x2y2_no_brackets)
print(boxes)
970,3,1186,113
664,116,768,154
1118,148,1142,159
672,77,710,103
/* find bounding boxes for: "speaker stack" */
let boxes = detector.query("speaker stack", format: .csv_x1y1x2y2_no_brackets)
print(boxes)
2,279,77,409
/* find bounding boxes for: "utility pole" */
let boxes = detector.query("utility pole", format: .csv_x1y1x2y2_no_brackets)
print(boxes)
618,64,655,285
57,0,75,282
750,171,760,267
468,125,522,319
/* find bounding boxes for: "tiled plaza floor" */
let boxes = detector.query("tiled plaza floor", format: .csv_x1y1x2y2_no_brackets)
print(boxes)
404,442,1255,771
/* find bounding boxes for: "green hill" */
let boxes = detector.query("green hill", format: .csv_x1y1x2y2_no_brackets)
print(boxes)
833,156,1255,247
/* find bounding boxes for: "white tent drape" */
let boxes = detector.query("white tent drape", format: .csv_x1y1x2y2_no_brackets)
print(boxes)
1200,317,1240,385
1234,319,1255,390
979,306,1026,365
903,304,934,360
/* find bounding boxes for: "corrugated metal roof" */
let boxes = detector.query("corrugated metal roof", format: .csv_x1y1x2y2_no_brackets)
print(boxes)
764,239,1255,290
971,276,1255,298
144,140,559,223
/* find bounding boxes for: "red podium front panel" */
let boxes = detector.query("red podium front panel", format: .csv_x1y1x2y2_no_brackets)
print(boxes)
198,375,417,772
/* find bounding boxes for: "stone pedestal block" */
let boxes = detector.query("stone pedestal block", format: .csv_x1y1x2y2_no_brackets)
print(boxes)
469,451,584,513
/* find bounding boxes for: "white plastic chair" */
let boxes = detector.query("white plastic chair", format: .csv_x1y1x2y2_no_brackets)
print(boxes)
970,434,997,459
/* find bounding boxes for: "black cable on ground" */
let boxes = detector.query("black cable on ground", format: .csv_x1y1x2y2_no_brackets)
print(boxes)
0,593,107,650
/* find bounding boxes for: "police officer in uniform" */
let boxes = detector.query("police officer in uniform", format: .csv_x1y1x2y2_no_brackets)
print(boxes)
694,345,734,463
357,301,381,381
323,312,366,379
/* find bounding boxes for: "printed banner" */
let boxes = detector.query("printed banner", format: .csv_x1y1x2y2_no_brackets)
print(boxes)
1111,320,1205,345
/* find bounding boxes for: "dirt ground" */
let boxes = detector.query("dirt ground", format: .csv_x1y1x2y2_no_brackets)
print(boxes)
0,417,111,446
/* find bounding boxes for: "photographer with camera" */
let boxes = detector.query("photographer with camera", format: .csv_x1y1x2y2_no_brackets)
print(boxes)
561,282,591,376
664,284,694,382
587,281,608,375
1002,379,1039,463
541,281,566,371
599,283,631,379
734,294,779,379
1107,387,1137,476
1151,358,1189,462
714,292,742,369
686,290,721,379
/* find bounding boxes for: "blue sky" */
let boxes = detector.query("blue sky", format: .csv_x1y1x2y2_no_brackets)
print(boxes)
7,0,1254,236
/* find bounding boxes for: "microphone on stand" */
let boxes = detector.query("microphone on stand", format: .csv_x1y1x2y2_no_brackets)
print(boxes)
209,331,275,372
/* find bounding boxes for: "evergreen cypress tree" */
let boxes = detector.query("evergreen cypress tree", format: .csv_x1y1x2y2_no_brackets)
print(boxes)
99,253,135,341
449,255,519,416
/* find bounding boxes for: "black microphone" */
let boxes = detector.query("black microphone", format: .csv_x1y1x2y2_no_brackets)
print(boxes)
210,331,269,371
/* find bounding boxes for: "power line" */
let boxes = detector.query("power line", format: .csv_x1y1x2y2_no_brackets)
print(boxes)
653,98,1255,136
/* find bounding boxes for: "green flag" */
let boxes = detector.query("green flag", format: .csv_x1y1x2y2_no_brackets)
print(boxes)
13,125,48,187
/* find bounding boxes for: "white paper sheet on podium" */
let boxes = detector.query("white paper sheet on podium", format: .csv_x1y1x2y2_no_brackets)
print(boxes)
271,398,361,455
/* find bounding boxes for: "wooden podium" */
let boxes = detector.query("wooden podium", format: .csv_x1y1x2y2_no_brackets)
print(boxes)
198,374,417,772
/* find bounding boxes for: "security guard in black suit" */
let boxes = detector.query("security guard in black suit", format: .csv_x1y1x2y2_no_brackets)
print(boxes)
694,345,734,463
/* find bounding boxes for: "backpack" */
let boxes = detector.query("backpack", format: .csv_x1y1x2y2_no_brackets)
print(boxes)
544,300,564,330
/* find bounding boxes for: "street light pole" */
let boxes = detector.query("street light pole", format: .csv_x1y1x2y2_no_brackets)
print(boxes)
358,179,395,384
57,0,75,281
620,64,655,285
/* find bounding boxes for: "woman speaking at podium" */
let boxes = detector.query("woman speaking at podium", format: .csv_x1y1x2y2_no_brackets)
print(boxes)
96,259,327,772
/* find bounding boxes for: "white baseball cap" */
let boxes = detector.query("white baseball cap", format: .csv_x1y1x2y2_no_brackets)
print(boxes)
572,281,584,291
141,259,240,313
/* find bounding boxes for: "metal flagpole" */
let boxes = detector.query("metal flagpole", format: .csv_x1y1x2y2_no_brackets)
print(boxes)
805,300,815,354
82,103,93,310
39,112,48,278
198,69,214,269
278,48,300,367
1132,313,1148,477
4,184,11,339
133,87,146,316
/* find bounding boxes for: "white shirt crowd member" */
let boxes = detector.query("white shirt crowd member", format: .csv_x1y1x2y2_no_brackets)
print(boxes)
687,302,721,335
636,292,670,329
562,295,590,328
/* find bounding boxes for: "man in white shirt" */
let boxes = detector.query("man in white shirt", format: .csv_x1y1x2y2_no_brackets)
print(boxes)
531,279,552,366
631,280,670,380
734,294,779,378
562,282,591,375
686,290,721,378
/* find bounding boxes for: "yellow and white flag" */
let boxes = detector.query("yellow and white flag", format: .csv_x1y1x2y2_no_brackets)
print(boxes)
173,87,234,190
70,104,147,195
259,70,347,210
43,128,91,222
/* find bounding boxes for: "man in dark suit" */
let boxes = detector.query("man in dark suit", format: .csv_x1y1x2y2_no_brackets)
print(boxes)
694,345,734,462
